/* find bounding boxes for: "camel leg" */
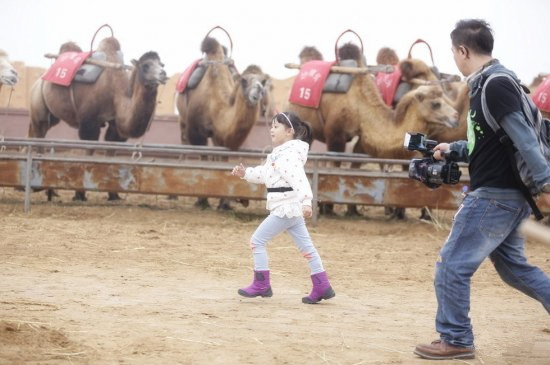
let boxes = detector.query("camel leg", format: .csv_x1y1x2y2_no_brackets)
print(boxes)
379,163,407,220
72,122,102,201
322,133,354,216
419,207,432,221
188,121,212,209
104,121,126,201
29,109,61,201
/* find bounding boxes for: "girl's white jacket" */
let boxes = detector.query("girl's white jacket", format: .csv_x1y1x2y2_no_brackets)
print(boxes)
243,139,313,218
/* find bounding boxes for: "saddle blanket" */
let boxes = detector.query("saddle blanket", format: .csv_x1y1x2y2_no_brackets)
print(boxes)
176,59,201,93
375,67,402,107
288,60,335,108
533,76,550,112
42,51,92,86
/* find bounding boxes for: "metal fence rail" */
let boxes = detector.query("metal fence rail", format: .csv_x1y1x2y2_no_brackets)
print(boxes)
2,137,545,224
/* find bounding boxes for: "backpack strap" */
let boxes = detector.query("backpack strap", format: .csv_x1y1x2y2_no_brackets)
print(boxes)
480,73,544,220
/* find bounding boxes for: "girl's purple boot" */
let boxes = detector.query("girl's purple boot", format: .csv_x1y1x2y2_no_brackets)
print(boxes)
302,271,335,304
238,270,273,298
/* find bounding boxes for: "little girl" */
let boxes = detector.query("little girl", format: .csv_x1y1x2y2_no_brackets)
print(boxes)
231,112,335,304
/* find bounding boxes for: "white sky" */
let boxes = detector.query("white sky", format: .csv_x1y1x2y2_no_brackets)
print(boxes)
1,0,549,83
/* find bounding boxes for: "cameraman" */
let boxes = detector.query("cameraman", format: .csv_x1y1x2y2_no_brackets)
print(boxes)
414,19,550,360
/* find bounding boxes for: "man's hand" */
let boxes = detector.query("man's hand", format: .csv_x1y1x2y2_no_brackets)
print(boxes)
539,192,550,207
231,163,246,178
302,205,313,218
433,143,451,161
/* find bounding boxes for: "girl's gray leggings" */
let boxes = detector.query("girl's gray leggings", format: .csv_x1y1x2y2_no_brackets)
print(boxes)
250,213,324,274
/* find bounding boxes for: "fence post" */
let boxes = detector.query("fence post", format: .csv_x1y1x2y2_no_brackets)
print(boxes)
312,159,319,227
24,147,32,213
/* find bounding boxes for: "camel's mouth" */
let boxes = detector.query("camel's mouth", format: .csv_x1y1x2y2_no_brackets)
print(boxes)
444,118,459,129
0,74,18,86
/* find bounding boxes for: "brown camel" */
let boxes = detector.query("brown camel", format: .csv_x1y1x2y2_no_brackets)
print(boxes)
286,43,457,218
356,85,458,158
177,37,267,150
0,49,18,91
29,37,168,200
286,44,456,154
176,36,267,209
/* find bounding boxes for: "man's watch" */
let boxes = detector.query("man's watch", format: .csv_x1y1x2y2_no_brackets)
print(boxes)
542,182,550,193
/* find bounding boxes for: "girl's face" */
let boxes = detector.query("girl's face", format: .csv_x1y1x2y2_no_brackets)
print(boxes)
270,120,294,147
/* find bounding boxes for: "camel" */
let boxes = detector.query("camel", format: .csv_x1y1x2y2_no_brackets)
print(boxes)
0,49,18,91
176,36,267,209
286,44,455,154
356,85,458,158
286,43,458,218
29,37,168,200
177,36,267,149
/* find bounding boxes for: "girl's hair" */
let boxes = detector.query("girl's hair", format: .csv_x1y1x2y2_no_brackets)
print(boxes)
273,112,313,145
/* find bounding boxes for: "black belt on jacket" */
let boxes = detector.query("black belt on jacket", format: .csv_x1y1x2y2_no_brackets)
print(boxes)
267,187,294,193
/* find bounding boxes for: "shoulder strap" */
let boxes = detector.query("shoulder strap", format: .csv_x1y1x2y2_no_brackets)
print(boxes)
480,73,544,220
481,72,540,132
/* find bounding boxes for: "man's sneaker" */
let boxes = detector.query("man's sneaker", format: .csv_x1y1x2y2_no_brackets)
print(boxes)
414,339,475,360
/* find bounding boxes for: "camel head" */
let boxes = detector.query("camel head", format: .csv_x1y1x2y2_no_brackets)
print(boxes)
234,69,268,108
338,42,366,67
242,65,274,115
395,85,459,130
399,58,438,82
299,46,323,64
0,49,18,86
130,51,168,86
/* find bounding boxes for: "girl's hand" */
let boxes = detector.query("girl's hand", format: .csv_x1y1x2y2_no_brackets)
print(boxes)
302,205,313,218
231,163,246,178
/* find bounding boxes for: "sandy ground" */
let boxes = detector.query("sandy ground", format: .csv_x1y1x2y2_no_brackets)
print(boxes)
1,188,549,365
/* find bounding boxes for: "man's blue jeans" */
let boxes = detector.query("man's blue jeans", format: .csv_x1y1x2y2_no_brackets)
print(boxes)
435,194,550,348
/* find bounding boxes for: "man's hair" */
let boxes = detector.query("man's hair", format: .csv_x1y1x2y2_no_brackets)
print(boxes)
450,19,494,56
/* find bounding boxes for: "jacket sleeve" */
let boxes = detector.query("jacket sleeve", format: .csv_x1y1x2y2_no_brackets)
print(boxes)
449,140,469,162
277,153,313,206
244,164,266,185
500,111,550,189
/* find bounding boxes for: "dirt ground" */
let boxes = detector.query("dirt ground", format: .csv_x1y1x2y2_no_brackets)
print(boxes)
1,188,549,365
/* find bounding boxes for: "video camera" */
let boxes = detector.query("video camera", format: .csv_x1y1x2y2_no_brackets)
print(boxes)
404,132,461,189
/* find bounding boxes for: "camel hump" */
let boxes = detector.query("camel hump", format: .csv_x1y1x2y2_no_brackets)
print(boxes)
97,37,121,53
376,47,399,65
59,41,82,53
338,43,364,66
299,46,323,63
201,37,221,55
399,58,436,81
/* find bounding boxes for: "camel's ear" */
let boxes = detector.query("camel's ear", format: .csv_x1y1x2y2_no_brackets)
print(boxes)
131,59,138,67
415,90,426,102
240,77,248,89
